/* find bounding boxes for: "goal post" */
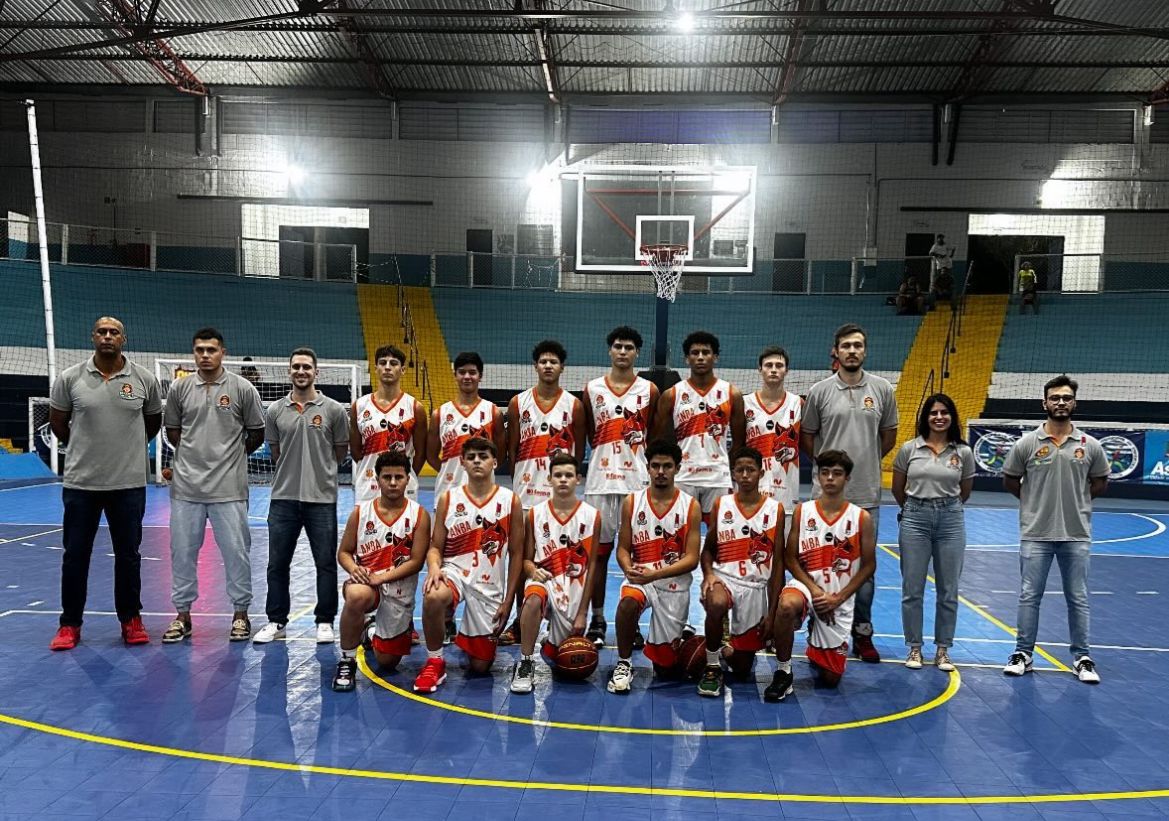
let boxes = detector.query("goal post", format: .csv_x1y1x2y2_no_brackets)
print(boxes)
153,358,360,486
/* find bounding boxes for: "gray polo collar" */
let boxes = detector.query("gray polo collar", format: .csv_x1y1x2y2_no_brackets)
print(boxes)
832,370,868,389
280,391,324,407
1035,423,1084,442
85,355,131,378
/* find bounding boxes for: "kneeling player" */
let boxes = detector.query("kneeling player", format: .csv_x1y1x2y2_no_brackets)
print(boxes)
765,450,875,701
511,453,601,694
697,446,784,697
607,440,701,694
333,452,430,692
414,437,524,692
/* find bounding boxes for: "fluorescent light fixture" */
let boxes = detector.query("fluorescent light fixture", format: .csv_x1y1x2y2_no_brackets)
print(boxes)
677,12,694,32
281,162,306,187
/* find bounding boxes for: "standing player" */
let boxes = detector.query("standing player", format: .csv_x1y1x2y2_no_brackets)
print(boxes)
582,326,657,646
426,351,505,497
162,327,266,643
413,437,525,692
255,348,351,646
655,330,745,525
351,344,428,505
743,346,803,534
800,323,897,663
333,452,430,692
607,440,701,694
697,447,783,696
48,316,162,650
765,450,877,701
511,453,601,694
502,339,585,644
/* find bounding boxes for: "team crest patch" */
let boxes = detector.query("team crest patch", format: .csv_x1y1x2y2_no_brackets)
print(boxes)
119,383,137,400
723,510,734,522
362,409,371,420
217,394,231,408
949,454,961,468
1074,447,1085,459
594,395,604,406
745,409,755,421
364,521,376,534
637,511,647,525
311,414,323,427
863,396,874,409
542,522,551,538
1035,445,1051,458
455,503,466,516
806,518,817,531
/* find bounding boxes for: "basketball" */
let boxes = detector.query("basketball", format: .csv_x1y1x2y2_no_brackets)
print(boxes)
161,467,173,482
555,636,599,679
677,634,708,680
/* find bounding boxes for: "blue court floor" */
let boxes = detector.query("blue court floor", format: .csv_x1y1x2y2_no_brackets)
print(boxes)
1,482,1169,820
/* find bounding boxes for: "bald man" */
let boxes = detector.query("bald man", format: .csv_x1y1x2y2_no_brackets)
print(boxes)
48,317,163,650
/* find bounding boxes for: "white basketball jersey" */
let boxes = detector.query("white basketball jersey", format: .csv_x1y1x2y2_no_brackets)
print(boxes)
354,392,418,503
672,378,733,488
442,485,515,596
743,391,803,511
583,375,653,495
794,501,864,648
355,498,422,596
711,494,782,588
530,500,599,618
628,489,697,591
435,398,496,496
513,388,577,509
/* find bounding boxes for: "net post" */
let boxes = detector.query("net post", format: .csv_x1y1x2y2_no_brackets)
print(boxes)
25,100,59,475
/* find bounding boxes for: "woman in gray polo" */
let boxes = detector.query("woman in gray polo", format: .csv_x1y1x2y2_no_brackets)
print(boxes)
891,393,974,672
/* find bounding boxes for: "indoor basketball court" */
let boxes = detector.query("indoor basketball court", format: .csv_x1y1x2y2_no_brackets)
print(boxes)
2,2,1169,820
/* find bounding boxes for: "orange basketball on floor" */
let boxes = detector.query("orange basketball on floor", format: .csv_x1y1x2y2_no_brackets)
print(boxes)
161,468,173,482
555,636,599,679
677,634,708,680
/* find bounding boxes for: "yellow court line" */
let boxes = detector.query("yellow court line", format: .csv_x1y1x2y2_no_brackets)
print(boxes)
0,706,1167,805
878,544,1073,673
358,648,960,736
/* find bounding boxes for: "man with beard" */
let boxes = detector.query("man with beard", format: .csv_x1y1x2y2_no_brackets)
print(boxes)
1002,375,1108,684
801,323,898,663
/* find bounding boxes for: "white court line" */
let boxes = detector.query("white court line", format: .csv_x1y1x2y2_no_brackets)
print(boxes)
0,527,62,545
965,512,1166,549
0,483,59,494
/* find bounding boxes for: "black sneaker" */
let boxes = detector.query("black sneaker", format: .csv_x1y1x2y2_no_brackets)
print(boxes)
763,668,794,702
443,618,457,646
681,624,697,641
510,657,535,694
697,665,723,698
632,627,646,650
361,616,376,655
332,657,358,692
586,614,607,647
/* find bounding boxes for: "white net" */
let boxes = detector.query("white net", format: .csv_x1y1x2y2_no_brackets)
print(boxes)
640,243,688,302
154,358,360,486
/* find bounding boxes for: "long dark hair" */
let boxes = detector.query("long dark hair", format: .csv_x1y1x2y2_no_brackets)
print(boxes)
917,393,965,444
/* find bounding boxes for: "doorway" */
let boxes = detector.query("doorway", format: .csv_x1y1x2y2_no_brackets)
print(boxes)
467,229,493,286
771,232,806,292
966,234,1064,293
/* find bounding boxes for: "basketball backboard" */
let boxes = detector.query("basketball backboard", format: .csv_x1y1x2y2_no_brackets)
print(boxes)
573,165,756,274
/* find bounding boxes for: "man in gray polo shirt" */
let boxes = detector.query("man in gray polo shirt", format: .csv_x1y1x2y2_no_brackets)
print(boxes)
253,347,350,646
162,327,266,643
801,322,898,663
1002,374,1108,684
48,316,162,650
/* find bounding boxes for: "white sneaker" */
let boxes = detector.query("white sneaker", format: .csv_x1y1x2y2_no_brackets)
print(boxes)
252,622,286,644
1003,651,1033,676
905,647,923,670
607,659,634,694
1075,656,1100,684
316,623,335,644
510,657,535,694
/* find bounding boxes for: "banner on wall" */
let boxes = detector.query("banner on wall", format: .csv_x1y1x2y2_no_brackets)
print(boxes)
968,420,1148,484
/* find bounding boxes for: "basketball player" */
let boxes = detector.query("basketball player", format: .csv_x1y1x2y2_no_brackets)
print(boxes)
351,344,428,505
655,330,745,525
764,450,876,701
414,437,524,692
582,326,657,647
501,339,585,644
333,452,430,692
697,446,784,697
426,351,505,496
511,453,601,694
801,323,897,663
607,440,701,694
744,346,803,536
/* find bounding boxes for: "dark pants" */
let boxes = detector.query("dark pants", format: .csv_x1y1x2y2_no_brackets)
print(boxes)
265,499,339,625
60,486,146,627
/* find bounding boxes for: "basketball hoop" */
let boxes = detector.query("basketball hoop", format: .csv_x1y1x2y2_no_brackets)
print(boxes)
640,243,688,302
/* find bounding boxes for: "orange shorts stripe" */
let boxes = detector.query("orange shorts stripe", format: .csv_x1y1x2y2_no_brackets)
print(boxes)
644,640,678,668
455,632,497,662
806,643,848,678
371,629,411,657
523,584,548,603
619,585,647,609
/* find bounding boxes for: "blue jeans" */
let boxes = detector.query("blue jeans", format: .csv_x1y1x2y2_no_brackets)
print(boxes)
169,498,252,611
852,505,879,633
1015,540,1091,659
61,487,146,627
898,496,966,648
265,499,339,625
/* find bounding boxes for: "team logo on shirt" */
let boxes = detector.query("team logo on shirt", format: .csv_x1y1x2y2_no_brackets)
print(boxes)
542,521,551,538
362,409,372,420
594,394,604,406
119,383,137,400
661,531,682,565
948,453,961,469
637,511,647,526
1073,447,1085,460
1035,445,1052,459
311,414,323,427
364,521,376,534
745,409,755,421
454,503,466,517
217,394,231,408
863,396,875,409
723,510,734,522
806,518,817,532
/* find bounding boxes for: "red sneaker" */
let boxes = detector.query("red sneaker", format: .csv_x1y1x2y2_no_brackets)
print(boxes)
853,633,881,663
413,657,447,693
121,616,150,645
410,628,420,646
50,625,80,651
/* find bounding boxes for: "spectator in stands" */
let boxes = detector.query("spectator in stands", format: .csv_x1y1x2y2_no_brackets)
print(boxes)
48,316,163,650
240,356,262,385
1001,375,1109,684
1018,262,1039,314
929,233,954,292
896,275,926,315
